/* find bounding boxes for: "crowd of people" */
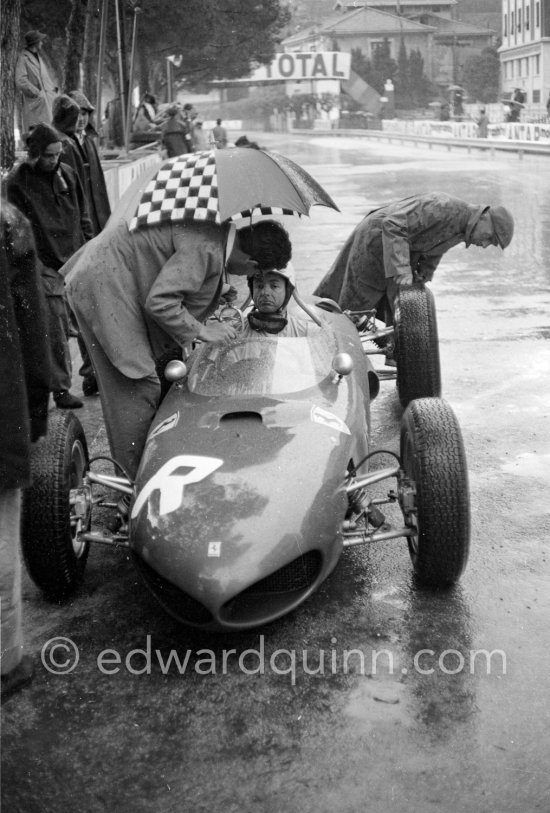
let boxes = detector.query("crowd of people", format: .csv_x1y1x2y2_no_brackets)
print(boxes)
131,95,229,156
1,27,516,701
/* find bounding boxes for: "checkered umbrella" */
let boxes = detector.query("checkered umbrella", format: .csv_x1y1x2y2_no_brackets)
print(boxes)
128,148,339,231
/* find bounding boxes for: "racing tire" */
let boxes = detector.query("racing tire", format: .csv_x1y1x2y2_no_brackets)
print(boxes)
400,398,470,586
21,410,90,599
394,284,441,408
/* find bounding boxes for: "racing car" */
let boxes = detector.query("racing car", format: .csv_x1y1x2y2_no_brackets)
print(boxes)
21,284,469,630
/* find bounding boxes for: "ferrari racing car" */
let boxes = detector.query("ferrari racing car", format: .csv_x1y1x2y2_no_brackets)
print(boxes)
22,284,470,630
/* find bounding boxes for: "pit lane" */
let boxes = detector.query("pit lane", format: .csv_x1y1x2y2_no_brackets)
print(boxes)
2,132,550,813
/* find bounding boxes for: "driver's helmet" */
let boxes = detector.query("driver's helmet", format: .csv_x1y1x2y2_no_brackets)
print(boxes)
247,262,296,309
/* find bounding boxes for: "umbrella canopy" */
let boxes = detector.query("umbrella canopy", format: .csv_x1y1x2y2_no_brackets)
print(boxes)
128,148,339,231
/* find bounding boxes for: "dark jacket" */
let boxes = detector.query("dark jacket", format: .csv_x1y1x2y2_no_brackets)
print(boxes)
161,115,192,157
0,202,50,489
314,193,486,310
6,159,94,292
52,95,111,234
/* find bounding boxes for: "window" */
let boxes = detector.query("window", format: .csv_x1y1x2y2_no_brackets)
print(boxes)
536,54,540,74
526,5,529,30
525,57,529,76
536,2,540,27
504,13,507,36
371,40,391,59
511,12,514,33
518,9,521,32
533,89,540,103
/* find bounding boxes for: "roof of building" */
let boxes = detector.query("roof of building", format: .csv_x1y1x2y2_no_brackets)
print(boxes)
283,6,436,47
409,12,496,37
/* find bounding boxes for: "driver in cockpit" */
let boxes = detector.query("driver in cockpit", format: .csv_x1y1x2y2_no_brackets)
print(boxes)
230,219,320,337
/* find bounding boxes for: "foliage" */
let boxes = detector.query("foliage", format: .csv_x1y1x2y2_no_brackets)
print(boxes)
395,40,410,106
371,39,397,93
135,0,290,95
461,48,500,104
350,45,396,97
14,0,290,101
409,49,430,107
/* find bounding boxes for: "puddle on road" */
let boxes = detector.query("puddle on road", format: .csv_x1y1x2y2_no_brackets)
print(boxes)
501,451,550,480
344,679,409,726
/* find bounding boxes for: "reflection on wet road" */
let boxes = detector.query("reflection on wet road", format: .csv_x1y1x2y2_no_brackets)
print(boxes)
2,133,550,813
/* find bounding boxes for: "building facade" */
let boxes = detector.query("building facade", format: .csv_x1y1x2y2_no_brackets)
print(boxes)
283,4,495,88
499,0,550,106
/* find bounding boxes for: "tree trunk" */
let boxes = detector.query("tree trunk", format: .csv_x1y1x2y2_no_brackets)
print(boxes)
0,0,21,172
82,0,100,102
63,0,88,92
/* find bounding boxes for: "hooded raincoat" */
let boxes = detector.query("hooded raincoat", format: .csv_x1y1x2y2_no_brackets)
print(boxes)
52,94,111,235
6,158,93,393
314,193,487,312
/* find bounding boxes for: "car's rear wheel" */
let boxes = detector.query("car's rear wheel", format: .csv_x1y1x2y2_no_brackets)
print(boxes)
22,410,90,598
394,284,441,408
400,398,470,585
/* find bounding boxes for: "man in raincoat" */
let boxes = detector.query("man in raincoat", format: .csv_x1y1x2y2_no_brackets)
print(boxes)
62,218,262,483
314,192,514,317
15,31,58,136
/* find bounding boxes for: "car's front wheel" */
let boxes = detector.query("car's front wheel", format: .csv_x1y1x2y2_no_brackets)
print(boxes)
22,410,90,598
400,398,470,585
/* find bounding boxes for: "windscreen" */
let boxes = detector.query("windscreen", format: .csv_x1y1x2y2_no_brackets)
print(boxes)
188,333,337,396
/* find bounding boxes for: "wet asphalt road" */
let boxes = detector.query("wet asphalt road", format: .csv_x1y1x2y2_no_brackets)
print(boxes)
2,133,550,813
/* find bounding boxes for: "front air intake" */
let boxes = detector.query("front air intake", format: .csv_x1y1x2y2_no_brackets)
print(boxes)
133,554,212,625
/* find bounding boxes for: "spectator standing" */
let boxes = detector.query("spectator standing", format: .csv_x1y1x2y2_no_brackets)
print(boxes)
52,93,110,396
212,118,228,148
0,201,50,700
7,123,95,409
15,30,58,136
192,120,209,151
133,93,158,132
476,106,489,138
67,91,111,232
161,105,192,157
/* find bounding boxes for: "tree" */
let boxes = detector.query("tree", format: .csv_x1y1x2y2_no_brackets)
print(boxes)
395,40,411,108
351,47,383,96
462,48,500,104
409,49,430,107
82,0,101,103
64,0,88,91
372,38,397,93
133,0,290,96
1,0,21,172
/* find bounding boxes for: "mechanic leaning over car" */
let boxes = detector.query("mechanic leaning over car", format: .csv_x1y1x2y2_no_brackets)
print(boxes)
60,217,291,484
314,191,514,333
